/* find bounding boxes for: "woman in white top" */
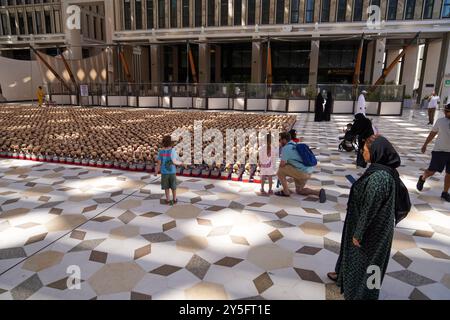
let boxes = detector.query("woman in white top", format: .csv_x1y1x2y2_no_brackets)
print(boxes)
428,92,440,125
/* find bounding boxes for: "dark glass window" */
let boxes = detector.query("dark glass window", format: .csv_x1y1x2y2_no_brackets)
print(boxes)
404,0,415,19
27,12,33,34
124,0,131,29
423,0,434,19
36,11,42,34
158,0,165,28
136,0,143,29
247,0,255,25
208,0,215,26
18,12,25,34
291,0,299,23
337,0,347,22
276,0,284,24
305,0,314,23
170,0,177,27
9,15,16,35
321,0,330,22
261,0,270,24
147,0,154,29
353,0,363,21
442,0,450,18
387,0,398,20
195,0,202,27
182,0,189,27
371,0,380,6
234,0,242,25
221,0,228,26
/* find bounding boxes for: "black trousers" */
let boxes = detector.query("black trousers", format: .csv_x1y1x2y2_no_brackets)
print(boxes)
356,139,367,168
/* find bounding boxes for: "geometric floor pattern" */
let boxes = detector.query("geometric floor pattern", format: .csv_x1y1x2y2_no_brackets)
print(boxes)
0,109,449,300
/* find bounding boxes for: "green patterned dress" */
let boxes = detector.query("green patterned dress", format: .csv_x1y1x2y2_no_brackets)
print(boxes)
335,170,396,300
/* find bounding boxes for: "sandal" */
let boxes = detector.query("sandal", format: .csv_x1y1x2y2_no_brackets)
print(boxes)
275,191,290,197
327,272,338,282
173,199,178,204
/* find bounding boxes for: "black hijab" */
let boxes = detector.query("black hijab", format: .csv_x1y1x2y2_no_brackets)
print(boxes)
360,136,411,225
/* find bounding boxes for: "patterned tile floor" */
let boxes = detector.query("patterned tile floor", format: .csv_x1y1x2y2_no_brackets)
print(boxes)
0,109,449,300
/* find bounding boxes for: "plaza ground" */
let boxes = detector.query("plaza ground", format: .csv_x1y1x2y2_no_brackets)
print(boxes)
0,108,449,300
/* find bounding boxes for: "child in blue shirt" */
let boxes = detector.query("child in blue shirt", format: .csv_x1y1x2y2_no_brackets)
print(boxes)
155,135,181,205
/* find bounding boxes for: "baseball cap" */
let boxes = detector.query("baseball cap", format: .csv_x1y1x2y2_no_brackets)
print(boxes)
361,90,368,94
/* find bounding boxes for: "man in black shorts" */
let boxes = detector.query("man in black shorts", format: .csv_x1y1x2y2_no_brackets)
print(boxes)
417,103,450,202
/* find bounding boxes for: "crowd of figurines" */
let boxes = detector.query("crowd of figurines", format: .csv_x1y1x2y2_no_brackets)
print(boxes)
0,106,296,183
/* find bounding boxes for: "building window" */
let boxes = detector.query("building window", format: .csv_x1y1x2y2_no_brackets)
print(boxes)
26,12,33,34
221,0,228,26
276,0,284,24
136,0,143,29
93,16,97,39
195,0,202,27
337,0,346,22
261,0,270,24
124,0,131,29
158,0,165,28
321,0,330,22
234,0,242,25
18,12,25,34
353,0,363,21
147,0,154,29
44,11,52,33
404,0,415,19
423,0,434,19
208,0,215,26
371,0,380,6
1,13,7,35
387,0,398,20
291,0,299,23
182,0,189,27
170,0,177,27
36,11,42,34
248,0,255,25
442,0,450,18
9,14,16,35
305,0,314,23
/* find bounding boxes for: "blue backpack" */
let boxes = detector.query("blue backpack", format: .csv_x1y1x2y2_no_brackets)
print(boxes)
293,143,318,167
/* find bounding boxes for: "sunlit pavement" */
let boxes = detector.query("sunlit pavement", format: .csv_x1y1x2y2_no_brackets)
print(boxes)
0,108,449,300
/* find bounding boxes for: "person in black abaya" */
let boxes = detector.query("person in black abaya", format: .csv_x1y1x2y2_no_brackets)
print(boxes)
348,113,375,168
323,91,333,122
314,92,324,122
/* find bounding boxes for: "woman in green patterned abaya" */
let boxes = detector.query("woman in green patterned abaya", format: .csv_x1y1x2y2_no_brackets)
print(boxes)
327,135,404,300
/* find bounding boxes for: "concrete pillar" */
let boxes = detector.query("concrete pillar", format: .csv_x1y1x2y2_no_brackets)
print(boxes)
401,45,419,97
104,1,115,43
251,39,263,83
364,41,374,84
437,33,450,106
420,40,442,99
309,40,319,85
385,49,401,84
199,42,210,83
151,44,163,83
62,1,82,60
372,38,386,84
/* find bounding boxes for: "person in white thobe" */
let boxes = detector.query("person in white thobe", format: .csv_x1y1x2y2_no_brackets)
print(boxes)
356,90,367,116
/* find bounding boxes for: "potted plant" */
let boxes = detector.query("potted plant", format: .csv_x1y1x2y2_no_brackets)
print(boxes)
404,94,413,108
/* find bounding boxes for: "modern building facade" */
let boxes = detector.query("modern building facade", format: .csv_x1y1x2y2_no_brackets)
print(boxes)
0,0,450,103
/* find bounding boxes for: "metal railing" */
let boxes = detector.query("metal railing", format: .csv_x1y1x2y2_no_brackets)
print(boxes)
47,82,405,104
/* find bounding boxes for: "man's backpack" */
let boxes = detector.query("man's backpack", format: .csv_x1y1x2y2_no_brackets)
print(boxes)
293,143,318,167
